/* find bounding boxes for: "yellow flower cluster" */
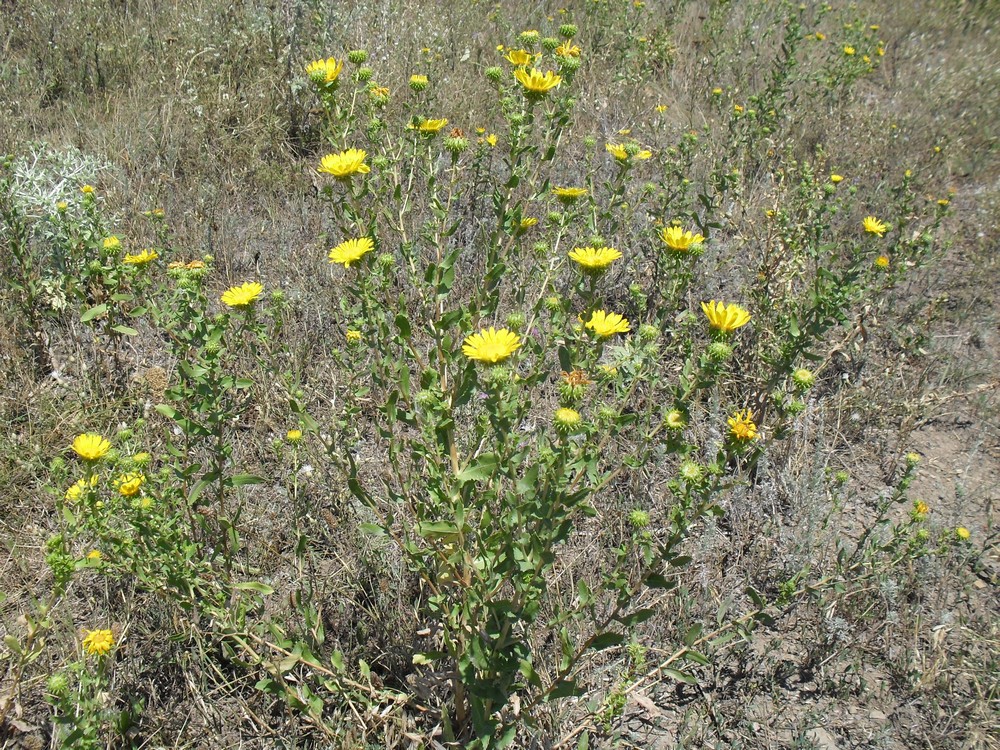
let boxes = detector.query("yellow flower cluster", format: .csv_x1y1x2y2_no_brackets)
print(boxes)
221,282,264,308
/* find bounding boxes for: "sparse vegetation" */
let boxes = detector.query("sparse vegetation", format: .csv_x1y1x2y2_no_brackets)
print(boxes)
1,1,997,748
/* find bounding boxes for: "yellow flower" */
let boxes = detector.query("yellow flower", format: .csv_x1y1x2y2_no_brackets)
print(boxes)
87,549,102,561
82,629,114,656
664,409,687,430
346,329,362,344
555,42,581,57
843,45,856,55
584,310,631,338
519,217,538,230
568,246,622,271
462,327,522,364
956,526,970,540
605,143,652,162
937,198,950,206
103,236,121,251
814,32,826,41
317,149,371,179
505,49,535,66
712,87,723,95
659,226,705,252
914,500,929,516
80,184,95,194
56,200,68,212
328,237,374,268
874,255,890,269
417,118,448,134
123,249,159,265
409,74,429,90
830,174,843,183
734,104,744,114
863,216,889,236
72,433,111,462
221,282,264,308
728,409,758,441
485,134,498,147
513,68,562,95
186,259,206,270
305,57,344,85
554,407,582,432
65,475,98,502
286,429,303,443
552,186,587,203
655,104,668,112
701,300,751,332
117,472,145,497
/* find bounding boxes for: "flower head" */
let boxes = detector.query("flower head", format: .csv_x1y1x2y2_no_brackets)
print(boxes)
584,310,631,338
286,429,303,443
65,475,98,502
728,409,758,441
87,549,102,561
317,149,371,179
552,186,587,203
505,49,536,66
555,42,581,57
409,74,429,91
568,246,622,272
72,433,111,462
80,184,95,195
346,329,362,344
606,143,652,162
863,216,889,236
843,45,856,56
123,249,159,265
514,68,562,96
462,327,522,364
221,282,264,308
659,226,705,252
701,300,751,332
416,117,448,134
117,472,145,497
830,174,843,183
103,236,121,251
306,57,344,86
328,237,374,268
82,629,114,656
874,255,890,269
554,407,582,433
664,409,687,430
956,526,970,540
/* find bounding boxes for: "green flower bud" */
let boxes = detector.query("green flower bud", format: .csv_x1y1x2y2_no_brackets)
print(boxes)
554,407,582,434
485,66,504,83
508,113,526,127
583,136,597,149
116,428,134,442
707,341,733,361
371,155,390,170
547,211,563,224
628,509,650,528
559,24,578,38
559,56,582,73
792,367,815,389
638,323,659,342
596,403,618,422
679,461,703,482
506,312,526,331
376,252,395,270
445,135,469,154
834,470,849,484
347,49,368,64
532,241,548,256
541,37,560,52
47,673,70,696
786,399,806,415
905,452,921,468
544,295,562,312
355,66,373,82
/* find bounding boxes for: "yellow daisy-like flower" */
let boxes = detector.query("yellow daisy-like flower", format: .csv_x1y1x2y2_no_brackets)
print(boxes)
830,174,843,183
346,329,362,344
317,149,371,179
555,42,581,57
843,45,856,55
186,260,206,270
286,429,303,443
87,549,102,561
728,409,758,441
606,143,652,162
221,282,264,308
505,49,535,66
956,526,970,540
664,409,687,430
568,246,622,271
103,236,121,251
123,249,159,265
519,217,538,230
513,68,562,96
117,472,145,497
584,310,631,338
552,186,587,203
874,255,890,269
65,475,98,502
863,216,889,236
701,300,751,332
328,237,374,268
409,74,429,90
655,104,668,112
417,118,448,134
606,143,629,160
72,433,111,462
462,327,522,364
659,226,705,252
82,629,114,656
80,184,95,195
305,56,344,85
485,133,498,147
914,500,930,516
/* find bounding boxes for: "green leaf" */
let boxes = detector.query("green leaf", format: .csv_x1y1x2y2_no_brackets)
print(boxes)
227,474,266,487
111,324,138,336
395,313,411,339
415,520,460,538
617,608,656,627
663,668,697,685
80,303,108,322
546,679,581,701
456,453,498,483
234,581,275,595
587,632,624,652
358,523,386,536
154,404,177,419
